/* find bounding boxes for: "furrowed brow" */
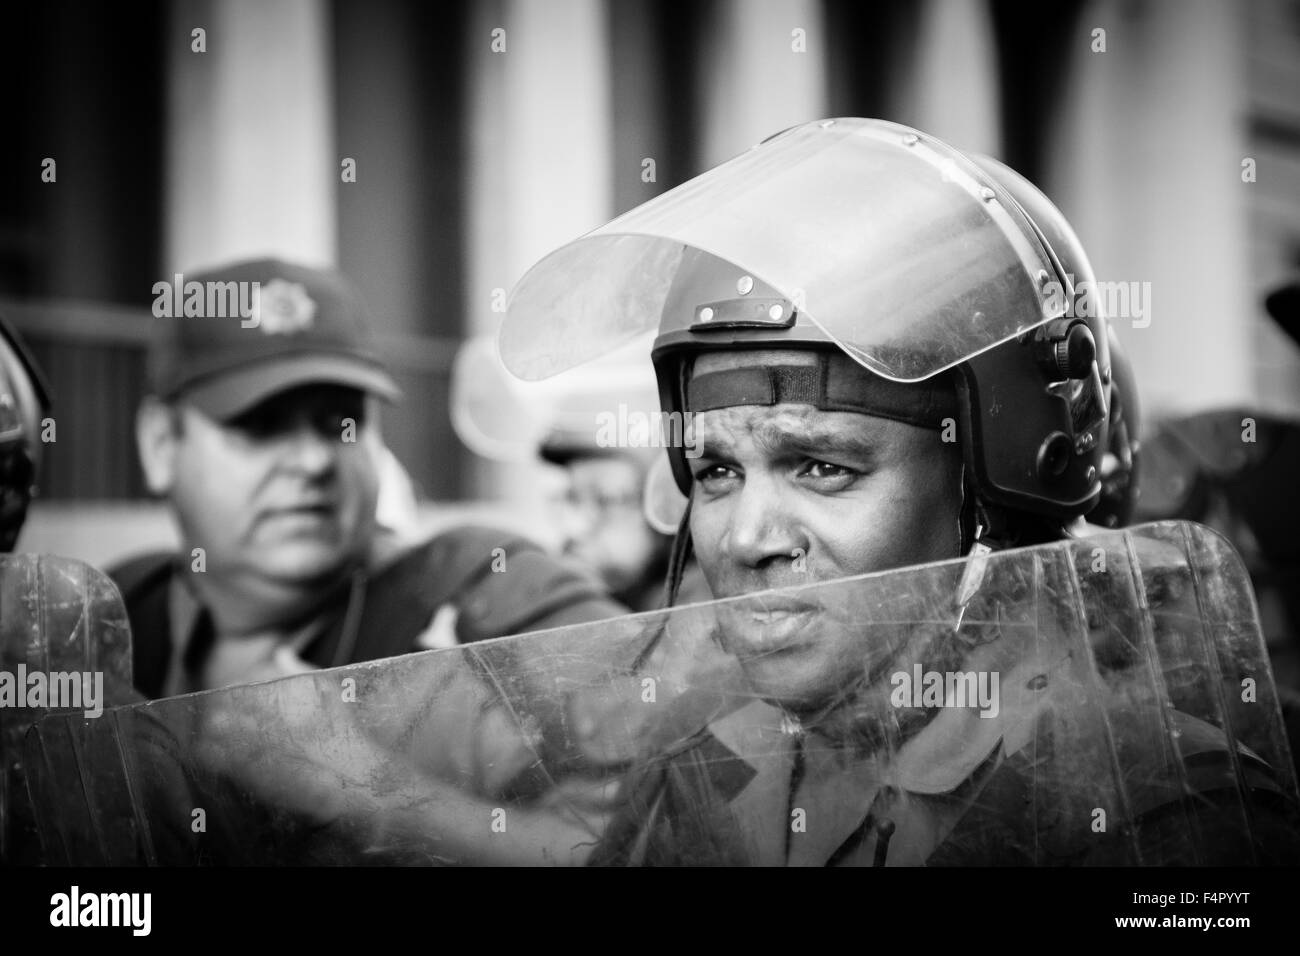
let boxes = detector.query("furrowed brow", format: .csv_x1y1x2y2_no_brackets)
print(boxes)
753,422,880,461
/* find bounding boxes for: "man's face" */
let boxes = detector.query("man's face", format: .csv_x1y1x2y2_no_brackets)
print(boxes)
166,384,380,585
687,351,964,710
558,454,660,596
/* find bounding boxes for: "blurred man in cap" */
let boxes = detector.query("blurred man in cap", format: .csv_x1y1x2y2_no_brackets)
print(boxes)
113,258,624,699
1132,273,1300,774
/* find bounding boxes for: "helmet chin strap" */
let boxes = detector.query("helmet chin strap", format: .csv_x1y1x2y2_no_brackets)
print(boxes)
661,494,695,609
958,463,1003,557
630,499,695,671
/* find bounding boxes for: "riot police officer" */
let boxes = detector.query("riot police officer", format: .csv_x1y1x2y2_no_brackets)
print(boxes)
499,118,1294,865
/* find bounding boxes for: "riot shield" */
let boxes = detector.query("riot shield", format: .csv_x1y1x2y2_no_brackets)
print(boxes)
25,521,1300,865
1,554,137,865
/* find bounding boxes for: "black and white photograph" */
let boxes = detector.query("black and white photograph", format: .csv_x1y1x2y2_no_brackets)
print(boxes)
2,0,1299,936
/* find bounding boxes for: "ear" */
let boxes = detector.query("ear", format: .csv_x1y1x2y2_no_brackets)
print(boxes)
136,396,180,495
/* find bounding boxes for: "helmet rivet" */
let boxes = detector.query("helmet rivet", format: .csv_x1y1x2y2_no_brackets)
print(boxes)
768,304,784,320
736,275,754,295
1086,466,1097,483
979,187,996,202
972,311,985,324
698,307,714,322
902,133,919,146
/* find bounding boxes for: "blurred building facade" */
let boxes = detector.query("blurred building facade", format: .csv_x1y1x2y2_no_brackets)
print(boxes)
2,0,1298,561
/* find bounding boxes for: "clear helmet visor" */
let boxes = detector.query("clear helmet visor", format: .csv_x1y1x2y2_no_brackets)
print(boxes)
500,118,1064,384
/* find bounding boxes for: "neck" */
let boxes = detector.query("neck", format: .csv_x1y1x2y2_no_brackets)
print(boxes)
185,554,357,637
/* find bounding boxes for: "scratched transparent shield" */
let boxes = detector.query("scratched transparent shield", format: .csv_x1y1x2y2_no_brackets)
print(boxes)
0,554,138,865
25,522,1300,866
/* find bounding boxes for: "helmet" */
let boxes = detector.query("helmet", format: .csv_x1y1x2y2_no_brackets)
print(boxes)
501,119,1130,546
0,314,51,552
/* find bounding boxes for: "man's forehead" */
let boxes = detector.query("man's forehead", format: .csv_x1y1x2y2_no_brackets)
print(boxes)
687,349,944,456
692,349,820,376
696,403,892,459
690,350,873,438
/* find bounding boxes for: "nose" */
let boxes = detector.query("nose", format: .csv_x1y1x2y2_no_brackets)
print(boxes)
724,472,807,571
280,420,339,477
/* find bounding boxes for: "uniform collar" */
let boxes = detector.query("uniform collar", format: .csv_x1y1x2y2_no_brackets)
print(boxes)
707,646,1069,796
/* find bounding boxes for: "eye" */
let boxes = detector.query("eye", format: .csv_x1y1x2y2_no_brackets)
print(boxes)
314,409,361,437
797,459,860,489
691,463,739,493
311,398,367,438
229,404,290,440
802,460,852,478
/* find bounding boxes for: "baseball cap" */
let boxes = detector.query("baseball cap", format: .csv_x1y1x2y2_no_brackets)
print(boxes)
148,258,401,421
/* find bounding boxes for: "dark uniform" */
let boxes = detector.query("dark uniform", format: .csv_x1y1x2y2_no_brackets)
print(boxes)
111,525,624,699
591,695,1298,866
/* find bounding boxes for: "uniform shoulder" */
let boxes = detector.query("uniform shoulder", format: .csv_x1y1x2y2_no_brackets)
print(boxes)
107,551,179,603
420,526,625,641
1083,706,1298,864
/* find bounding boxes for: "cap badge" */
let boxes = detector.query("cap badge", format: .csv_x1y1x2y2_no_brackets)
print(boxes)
255,280,317,335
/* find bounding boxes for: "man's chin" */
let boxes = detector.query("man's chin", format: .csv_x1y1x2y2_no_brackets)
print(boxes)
252,544,355,587
734,650,843,713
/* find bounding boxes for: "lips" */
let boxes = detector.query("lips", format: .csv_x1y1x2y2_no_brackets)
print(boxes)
260,501,339,524
746,595,820,616
718,593,821,659
721,590,821,619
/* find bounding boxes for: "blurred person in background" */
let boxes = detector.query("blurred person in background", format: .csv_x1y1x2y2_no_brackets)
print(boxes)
112,258,625,699
1134,274,1300,773
545,441,668,612
452,335,708,613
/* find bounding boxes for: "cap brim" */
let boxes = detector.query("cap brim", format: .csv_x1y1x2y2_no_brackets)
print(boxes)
180,354,402,421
